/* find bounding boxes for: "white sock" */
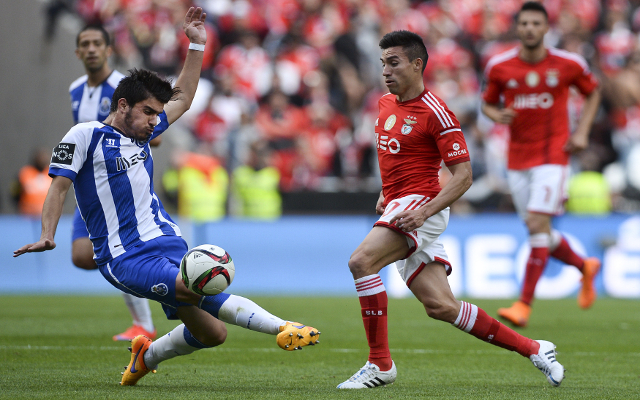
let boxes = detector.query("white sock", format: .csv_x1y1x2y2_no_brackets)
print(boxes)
549,229,562,252
122,293,155,332
144,324,203,369
217,295,286,334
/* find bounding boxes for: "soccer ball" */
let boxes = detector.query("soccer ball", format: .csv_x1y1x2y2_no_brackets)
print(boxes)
180,244,235,296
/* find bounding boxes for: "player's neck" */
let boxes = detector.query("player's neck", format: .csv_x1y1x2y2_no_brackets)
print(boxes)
86,67,112,87
396,82,425,103
519,45,547,64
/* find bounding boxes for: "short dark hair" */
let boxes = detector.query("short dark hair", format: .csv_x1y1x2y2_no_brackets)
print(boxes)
76,24,111,47
379,30,429,74
516,1,548,22
110,69,181,112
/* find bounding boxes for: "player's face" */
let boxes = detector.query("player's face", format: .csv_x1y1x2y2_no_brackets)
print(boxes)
121,97,164,142
76,30,111,73
516,11,549,50
381,47,422,97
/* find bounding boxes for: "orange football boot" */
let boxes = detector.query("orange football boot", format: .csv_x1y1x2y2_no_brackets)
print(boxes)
578,257,601,309
120,335,155,386
113,325,157,341
497,300,531,327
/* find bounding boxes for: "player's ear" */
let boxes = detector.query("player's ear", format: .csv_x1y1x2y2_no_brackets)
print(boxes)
106,45,113,58
117,98,129,112
414,57,423,73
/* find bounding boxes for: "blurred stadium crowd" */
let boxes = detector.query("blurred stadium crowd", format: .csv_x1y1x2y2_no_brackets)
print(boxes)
42,0,640,216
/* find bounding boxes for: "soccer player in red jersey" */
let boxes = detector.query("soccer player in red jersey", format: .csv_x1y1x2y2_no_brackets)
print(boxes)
481,2,602,327
337,30,564,389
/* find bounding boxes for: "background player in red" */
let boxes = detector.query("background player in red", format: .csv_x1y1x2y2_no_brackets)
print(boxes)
481,2,602,327
337,30,564,390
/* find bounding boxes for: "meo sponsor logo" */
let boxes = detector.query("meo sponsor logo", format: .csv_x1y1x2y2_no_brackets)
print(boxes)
376,133,400,154
513,92,554,110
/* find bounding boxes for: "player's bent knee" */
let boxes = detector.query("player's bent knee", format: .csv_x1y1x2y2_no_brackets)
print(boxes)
348,253,370,277
72,254,97,270
200,325,227,347
422,300,458,323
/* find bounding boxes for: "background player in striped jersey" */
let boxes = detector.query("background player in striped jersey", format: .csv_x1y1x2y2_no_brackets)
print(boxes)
71,23,159,341
14,7,320,386
337,30,564,389
481,1,602,328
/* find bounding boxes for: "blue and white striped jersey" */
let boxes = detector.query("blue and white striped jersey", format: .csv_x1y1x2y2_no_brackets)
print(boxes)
49,112,180,264
69,70,125,124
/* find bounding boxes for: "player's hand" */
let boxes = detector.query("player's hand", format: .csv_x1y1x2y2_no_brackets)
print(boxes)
13,239,56,257
183,7,207,45
389,209,426,233
375,192,386,215
564,133,589,153
497,105,517,125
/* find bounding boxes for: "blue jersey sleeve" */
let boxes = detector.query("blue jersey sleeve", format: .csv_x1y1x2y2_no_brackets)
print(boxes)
149,111,169,141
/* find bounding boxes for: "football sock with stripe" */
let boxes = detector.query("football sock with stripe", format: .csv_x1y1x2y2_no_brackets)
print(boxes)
355,274,392,371
549,230,584,271
144,324,209,369
520,233,550,305
122,293,155,333
199,293,285,334
454,301,540,357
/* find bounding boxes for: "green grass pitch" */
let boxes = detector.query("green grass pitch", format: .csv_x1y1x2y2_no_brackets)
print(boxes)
0,295,639,399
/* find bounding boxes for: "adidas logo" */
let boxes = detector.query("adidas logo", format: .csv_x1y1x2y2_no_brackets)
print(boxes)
507,79,519,88
362,377,387,388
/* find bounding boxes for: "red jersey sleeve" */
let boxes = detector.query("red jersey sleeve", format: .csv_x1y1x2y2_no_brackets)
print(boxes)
568,55,599,96
423,100,471,166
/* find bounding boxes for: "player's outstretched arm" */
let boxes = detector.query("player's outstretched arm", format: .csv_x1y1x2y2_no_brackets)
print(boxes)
164,6,207,125
13,176,72,257
390,161,472,232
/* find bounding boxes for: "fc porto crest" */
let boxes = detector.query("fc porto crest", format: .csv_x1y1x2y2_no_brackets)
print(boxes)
99,97,111,114
151,283,169,296
401,117,417,135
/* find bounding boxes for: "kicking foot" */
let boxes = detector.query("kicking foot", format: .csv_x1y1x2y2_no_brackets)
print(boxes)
497,301,531,327
530,340,564,387
578,258,600,310
276,322,320,351
113,325,157,341
337,361,397,389
120,335,155,386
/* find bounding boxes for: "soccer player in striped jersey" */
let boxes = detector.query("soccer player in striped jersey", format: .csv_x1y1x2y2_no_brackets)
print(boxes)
481,2,601,327
70,23,159,341
336,30,563,389
15,7,319,386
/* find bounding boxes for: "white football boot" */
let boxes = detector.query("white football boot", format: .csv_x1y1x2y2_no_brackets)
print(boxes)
530,340,565,387
337,361,397,389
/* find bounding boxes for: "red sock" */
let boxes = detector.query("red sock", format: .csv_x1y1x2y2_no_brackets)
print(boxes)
454,301,540,357
355,274,392,371
520,245,549,305
550,236,584,271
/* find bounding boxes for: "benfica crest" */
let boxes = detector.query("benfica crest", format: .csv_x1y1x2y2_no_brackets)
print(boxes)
401,118,417,135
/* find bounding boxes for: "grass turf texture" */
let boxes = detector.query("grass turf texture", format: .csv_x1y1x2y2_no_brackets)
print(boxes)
0,296,638,399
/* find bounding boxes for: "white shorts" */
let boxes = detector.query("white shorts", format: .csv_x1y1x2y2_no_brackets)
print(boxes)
507,164,569,220
375,194,451,287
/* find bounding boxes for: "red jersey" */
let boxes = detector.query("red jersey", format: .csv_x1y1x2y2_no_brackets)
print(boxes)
376,89,470,206
482,47,598,170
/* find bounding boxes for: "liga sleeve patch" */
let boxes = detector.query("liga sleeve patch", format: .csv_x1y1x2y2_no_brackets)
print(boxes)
51,143,76,165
